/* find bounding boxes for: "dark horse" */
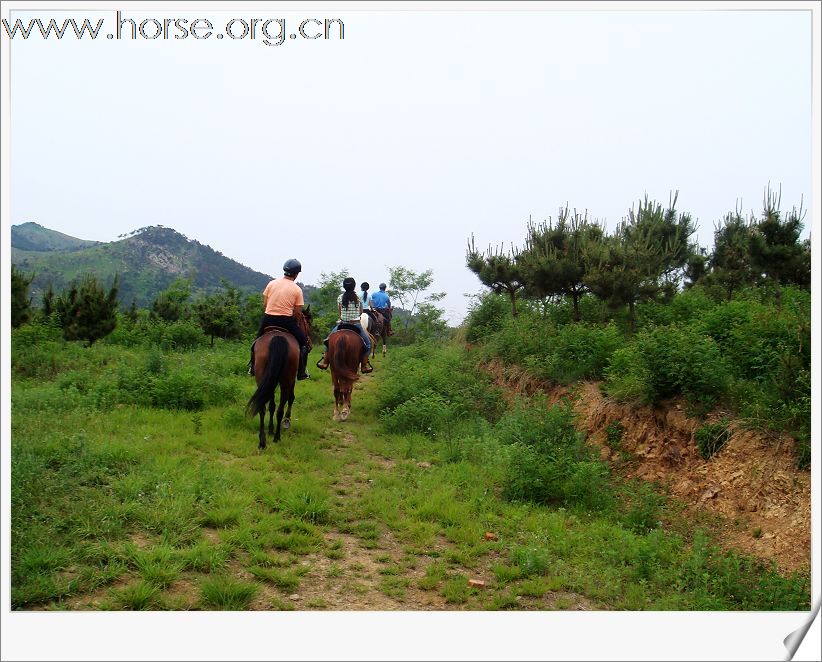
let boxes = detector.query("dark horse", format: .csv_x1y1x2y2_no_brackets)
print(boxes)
327,328,364,421
246,308,313,448
362,309,389,358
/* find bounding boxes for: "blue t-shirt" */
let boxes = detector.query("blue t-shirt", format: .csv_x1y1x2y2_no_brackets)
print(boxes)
371,290,390,309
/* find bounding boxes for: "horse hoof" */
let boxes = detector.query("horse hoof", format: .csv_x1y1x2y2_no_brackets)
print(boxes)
340,410,350,422
282,419,291,430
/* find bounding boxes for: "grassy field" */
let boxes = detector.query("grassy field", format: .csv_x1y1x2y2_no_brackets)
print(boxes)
10,330,810,611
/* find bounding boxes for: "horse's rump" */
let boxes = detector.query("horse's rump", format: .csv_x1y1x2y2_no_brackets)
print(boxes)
328,330,362,385
247,332,298,417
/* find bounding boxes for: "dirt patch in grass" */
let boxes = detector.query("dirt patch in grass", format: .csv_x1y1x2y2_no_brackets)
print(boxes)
291,531,452,610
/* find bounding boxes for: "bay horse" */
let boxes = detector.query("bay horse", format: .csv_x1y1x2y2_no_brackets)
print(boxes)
362,309,389,358
327,327,365,421
246,307,313,449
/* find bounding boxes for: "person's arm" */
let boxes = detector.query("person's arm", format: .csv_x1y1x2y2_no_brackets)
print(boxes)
292,284,305,317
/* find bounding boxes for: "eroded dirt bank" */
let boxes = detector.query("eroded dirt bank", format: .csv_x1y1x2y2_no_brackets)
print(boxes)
483,360,810,575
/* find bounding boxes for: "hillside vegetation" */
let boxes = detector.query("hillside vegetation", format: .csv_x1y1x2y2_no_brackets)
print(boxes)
11,224,277,308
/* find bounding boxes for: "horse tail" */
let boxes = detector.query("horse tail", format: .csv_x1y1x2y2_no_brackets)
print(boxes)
246,335,288,417
331,335,360,384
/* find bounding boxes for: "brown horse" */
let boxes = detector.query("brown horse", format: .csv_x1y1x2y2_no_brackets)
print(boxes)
363,309,389,358
327,329,364,421
246,308,313,449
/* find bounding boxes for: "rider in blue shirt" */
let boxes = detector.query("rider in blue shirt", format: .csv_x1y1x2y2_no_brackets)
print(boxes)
370,283,393,336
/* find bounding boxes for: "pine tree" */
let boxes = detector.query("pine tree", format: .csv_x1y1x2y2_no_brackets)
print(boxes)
584,194,696,331
466,235,525,316
749,186,810,293
705,210,758,300
151,278,192,322
518,207,603,321
11,265,34,328
55,274,120,345
193,279,242,346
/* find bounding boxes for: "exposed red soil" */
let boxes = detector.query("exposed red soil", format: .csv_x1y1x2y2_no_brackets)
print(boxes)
482,359,810,575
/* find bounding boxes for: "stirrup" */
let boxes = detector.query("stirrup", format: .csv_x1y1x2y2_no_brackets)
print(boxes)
361,362,373,374
316,358,329,370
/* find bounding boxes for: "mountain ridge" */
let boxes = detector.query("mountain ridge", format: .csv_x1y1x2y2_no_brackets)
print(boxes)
11,223,289,308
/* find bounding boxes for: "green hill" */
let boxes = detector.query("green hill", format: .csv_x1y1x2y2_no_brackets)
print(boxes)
11,222,100,252
11,224,289,308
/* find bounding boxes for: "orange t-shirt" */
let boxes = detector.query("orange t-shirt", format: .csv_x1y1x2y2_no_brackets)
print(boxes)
262,277,304,316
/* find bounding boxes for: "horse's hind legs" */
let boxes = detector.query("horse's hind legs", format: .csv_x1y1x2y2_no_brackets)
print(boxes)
282,395,294,430
258,411,267,450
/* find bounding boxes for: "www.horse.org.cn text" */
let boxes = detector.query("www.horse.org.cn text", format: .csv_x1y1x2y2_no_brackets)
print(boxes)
1,11,346,47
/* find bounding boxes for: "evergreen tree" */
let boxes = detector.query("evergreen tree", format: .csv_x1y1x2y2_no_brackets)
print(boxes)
584,194,696,331
193,279,243,346
151,277,192,322
125,298,139,323
55,274,119,345
42,282,55,318
749,186,810,291
466,235,525,316
704,210,758,300
11,265,34,328
518,207,603,321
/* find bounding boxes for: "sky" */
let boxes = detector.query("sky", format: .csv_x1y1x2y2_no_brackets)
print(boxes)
6,4,815,324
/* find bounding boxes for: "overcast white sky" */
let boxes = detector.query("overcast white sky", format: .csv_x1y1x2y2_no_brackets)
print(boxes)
8,5,815,324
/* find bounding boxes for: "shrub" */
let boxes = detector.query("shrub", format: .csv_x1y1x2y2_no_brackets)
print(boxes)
464,293,509,343
377,343,504,424
381,389,452,436
495,400,611,510
695,419,731,460
605,325,728,406
532,322,623,383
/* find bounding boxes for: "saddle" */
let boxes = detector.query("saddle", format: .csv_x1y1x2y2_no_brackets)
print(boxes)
263,325,290,335
333,323,368,349
336,322,362,334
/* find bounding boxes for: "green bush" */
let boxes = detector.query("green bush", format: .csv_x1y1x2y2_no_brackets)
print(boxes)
381,389,452,436
481,310,551,366
531,322,623,383
495,400,612,510
605,325,728,406
377,343,504,424
695,419,731,460
464,293,510,342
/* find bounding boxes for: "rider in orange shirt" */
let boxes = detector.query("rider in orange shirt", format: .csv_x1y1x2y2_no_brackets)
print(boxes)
249,258,310,380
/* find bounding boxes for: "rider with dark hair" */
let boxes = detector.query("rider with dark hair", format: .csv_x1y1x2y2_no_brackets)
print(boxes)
315,277,373,374
248,258,310,380
360,282,372,309
371,282,394,336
